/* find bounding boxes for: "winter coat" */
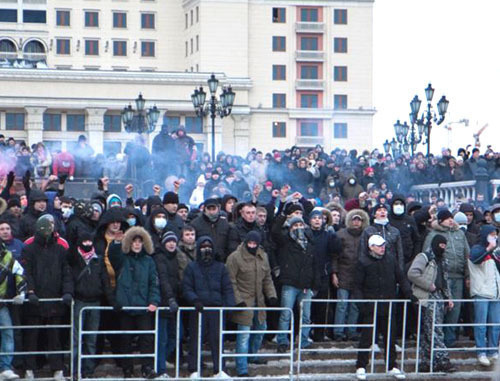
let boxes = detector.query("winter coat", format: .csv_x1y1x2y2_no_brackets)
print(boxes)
52,151,75,177
228,217,266,255
22,234,73,317
0,248,26,302
66,214,95,248
19,190,47,241
109,226,160,315
341,176,364,200
182,237,235,307
424,220,470,279
333,209,370,290
177,242,195,283
190,213,232,262
359,223,405,272
145,207,171,251
153,247,181,316
226,244,276,326
469,225,500,299
310,227,341,291
166,211,184,240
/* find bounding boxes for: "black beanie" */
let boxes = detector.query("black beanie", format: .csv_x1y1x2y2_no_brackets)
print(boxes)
431,234,447,257
7,198,21,209
162,191,179,205
372,203,388,216
437,209,453,223
244,230,262,245
178,203,189,211
284,202,304,216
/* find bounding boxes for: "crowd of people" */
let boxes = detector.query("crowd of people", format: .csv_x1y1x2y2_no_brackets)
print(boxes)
0,130,498,381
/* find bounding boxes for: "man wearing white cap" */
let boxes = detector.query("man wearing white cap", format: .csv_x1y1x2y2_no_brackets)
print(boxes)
354,234,409,380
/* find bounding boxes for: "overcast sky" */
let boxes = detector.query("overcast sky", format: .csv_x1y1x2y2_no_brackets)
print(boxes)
372,0,500,154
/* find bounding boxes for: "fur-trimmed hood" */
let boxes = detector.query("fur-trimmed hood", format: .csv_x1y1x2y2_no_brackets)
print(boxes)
0,197,6,216
325,201,346,222
122,226,154,255
430,219,459,232
345,208,370,230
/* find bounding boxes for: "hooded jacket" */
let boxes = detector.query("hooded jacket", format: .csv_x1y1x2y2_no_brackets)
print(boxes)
469,225,500,299
423,220,470,279
190,212,232,262
182,236,235,307
109,226,160,315
153,245,181,316
145,207,170,250
19,189,47,241
334,209,370,290
341,176,364,201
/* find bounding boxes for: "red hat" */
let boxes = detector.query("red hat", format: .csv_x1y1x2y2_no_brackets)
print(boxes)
265,180,273,187
274,152,281,159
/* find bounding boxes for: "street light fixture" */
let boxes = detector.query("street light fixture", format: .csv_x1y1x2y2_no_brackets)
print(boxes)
191,73,236,162
121,93,160,134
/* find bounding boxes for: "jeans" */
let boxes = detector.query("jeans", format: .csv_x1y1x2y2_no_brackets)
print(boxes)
334,288,359,338
444,278,463,347
0,307,14,372
73,300,100,375
473,297,500,357
157,316,177,374
277,285,313,347
235,312,267,375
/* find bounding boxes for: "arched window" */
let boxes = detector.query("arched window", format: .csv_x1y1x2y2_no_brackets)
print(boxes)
0,40,16,53
24,40,45,54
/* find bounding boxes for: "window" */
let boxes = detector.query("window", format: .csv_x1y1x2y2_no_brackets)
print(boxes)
113,12,127,28
334,9,347,24
0,9,17,22
141,41,155,57
272,7,285,23
113,41,127,56
163,116,180,133
85,40,99,55
6,113,24,131
300,65,318,79
141,13,155,29
103,114,121,132
300,94,319,108
103,141,121,156
56,10,70,26
334,66,347,81
185,13,188,28
56,39,70,55
334,122,348,138
272,93,286,108
185,116,203,133
300,37,318,51
272,122,286,137
300,8,318,22
334,94,347,110
190,9,193,25
272,65,286,80
23,10,46,23
67,114,85,132
196,6,199,22
185,41,188,57
334,37,347,53
196,35,199,51
190,38,193,54
272,36,286,52
84,11,99,27
43,113,62,131
300,121,319,136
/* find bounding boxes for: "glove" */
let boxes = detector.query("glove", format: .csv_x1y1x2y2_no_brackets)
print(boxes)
62,293,73,306
58,174,68,184
267,297,279,307
410,295,419,305
113,302,122,312
6,171,14,187
168,298,179,314
235,301,247,308
272,266,281,278
12,294,25,305
194,301,204,313
28,293,39,306
22,170,31,190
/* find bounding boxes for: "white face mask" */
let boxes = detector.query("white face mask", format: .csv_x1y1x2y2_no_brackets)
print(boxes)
487,235,497,245
349,179,356,185
393,205,404,216
61,207,73,219
495,213,500,223
154,218,167,230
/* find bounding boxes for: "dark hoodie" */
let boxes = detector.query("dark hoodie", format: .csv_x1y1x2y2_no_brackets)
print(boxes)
388,194,420,268
470,224,499,265
145,207,170,250
19,189,48,241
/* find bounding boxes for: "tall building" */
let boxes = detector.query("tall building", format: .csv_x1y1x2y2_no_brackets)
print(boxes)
0,0,374,156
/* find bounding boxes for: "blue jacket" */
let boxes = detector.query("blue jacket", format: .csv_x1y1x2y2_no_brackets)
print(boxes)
182,236,235,307
470,224,498,264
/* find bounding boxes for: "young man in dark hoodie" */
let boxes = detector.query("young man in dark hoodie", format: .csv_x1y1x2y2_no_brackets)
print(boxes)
162,192,185,239
19,189,48,241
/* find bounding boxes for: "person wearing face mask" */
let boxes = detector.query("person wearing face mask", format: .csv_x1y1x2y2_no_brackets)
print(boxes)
359,204,405,273
408,235,456,373
68,232,114,379
124,208,143,228
341,176,364,201
190,198,232,262
491,204,500,232
423,209,470,348
66,200,96,248
226,231,277,377
182,236,235,379
145,208,170,250
22,216,73,381
469,225,500,367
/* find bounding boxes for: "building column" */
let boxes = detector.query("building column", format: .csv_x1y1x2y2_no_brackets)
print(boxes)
232,114,250,154
24,106,46,147
203,116,222,158
85,108,106,154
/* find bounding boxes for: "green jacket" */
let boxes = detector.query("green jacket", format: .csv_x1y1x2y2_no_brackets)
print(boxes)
0,248,26,299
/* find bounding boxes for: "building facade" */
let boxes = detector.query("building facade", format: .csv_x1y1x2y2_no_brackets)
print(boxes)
0,0,374,156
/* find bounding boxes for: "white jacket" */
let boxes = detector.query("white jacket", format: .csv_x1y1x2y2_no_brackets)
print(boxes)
468,258,500,299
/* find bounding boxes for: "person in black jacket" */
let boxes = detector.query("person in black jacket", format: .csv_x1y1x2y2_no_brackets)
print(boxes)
182,236,235,378
66,200,95,248
228,203,268,254
69,232,113,378
19,189,48,241
353,234,410,381
153,231,181,378
162,192,185,239
22,216,73,381
272,214,318,352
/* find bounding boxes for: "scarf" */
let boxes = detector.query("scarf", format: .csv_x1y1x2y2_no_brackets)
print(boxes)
78,246,96,263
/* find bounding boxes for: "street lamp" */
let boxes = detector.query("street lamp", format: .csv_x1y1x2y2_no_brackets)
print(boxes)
121,93,160,134
394,117,423,156
191,73,235,162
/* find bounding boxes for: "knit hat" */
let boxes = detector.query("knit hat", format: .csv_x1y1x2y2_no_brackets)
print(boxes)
288,216,304,229
459,203,475,214
7,198,21,209
161,231,178,245
178,203,189,212
162,191,179,205
372,203,388,216
414,209,431,225
284,202,304,216
244,230,262,245
91,201,103,215
437,209,453,223
453,211,468,225
368,234,386,247
309,209,323,220
204,198,219,208
106,194,122,209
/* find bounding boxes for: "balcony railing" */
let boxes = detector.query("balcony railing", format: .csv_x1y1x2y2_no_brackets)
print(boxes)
23,52,46,61
295,79,324,90
295,136,324,146
295,50,325,62
0,52,18,60
295,22,325,33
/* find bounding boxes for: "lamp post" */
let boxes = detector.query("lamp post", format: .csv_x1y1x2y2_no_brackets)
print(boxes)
393,118,423,157
409,83,449,157
121,93,160,134
191,73,235,162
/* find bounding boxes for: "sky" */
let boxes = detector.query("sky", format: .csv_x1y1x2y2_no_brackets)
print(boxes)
372,0,500,155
